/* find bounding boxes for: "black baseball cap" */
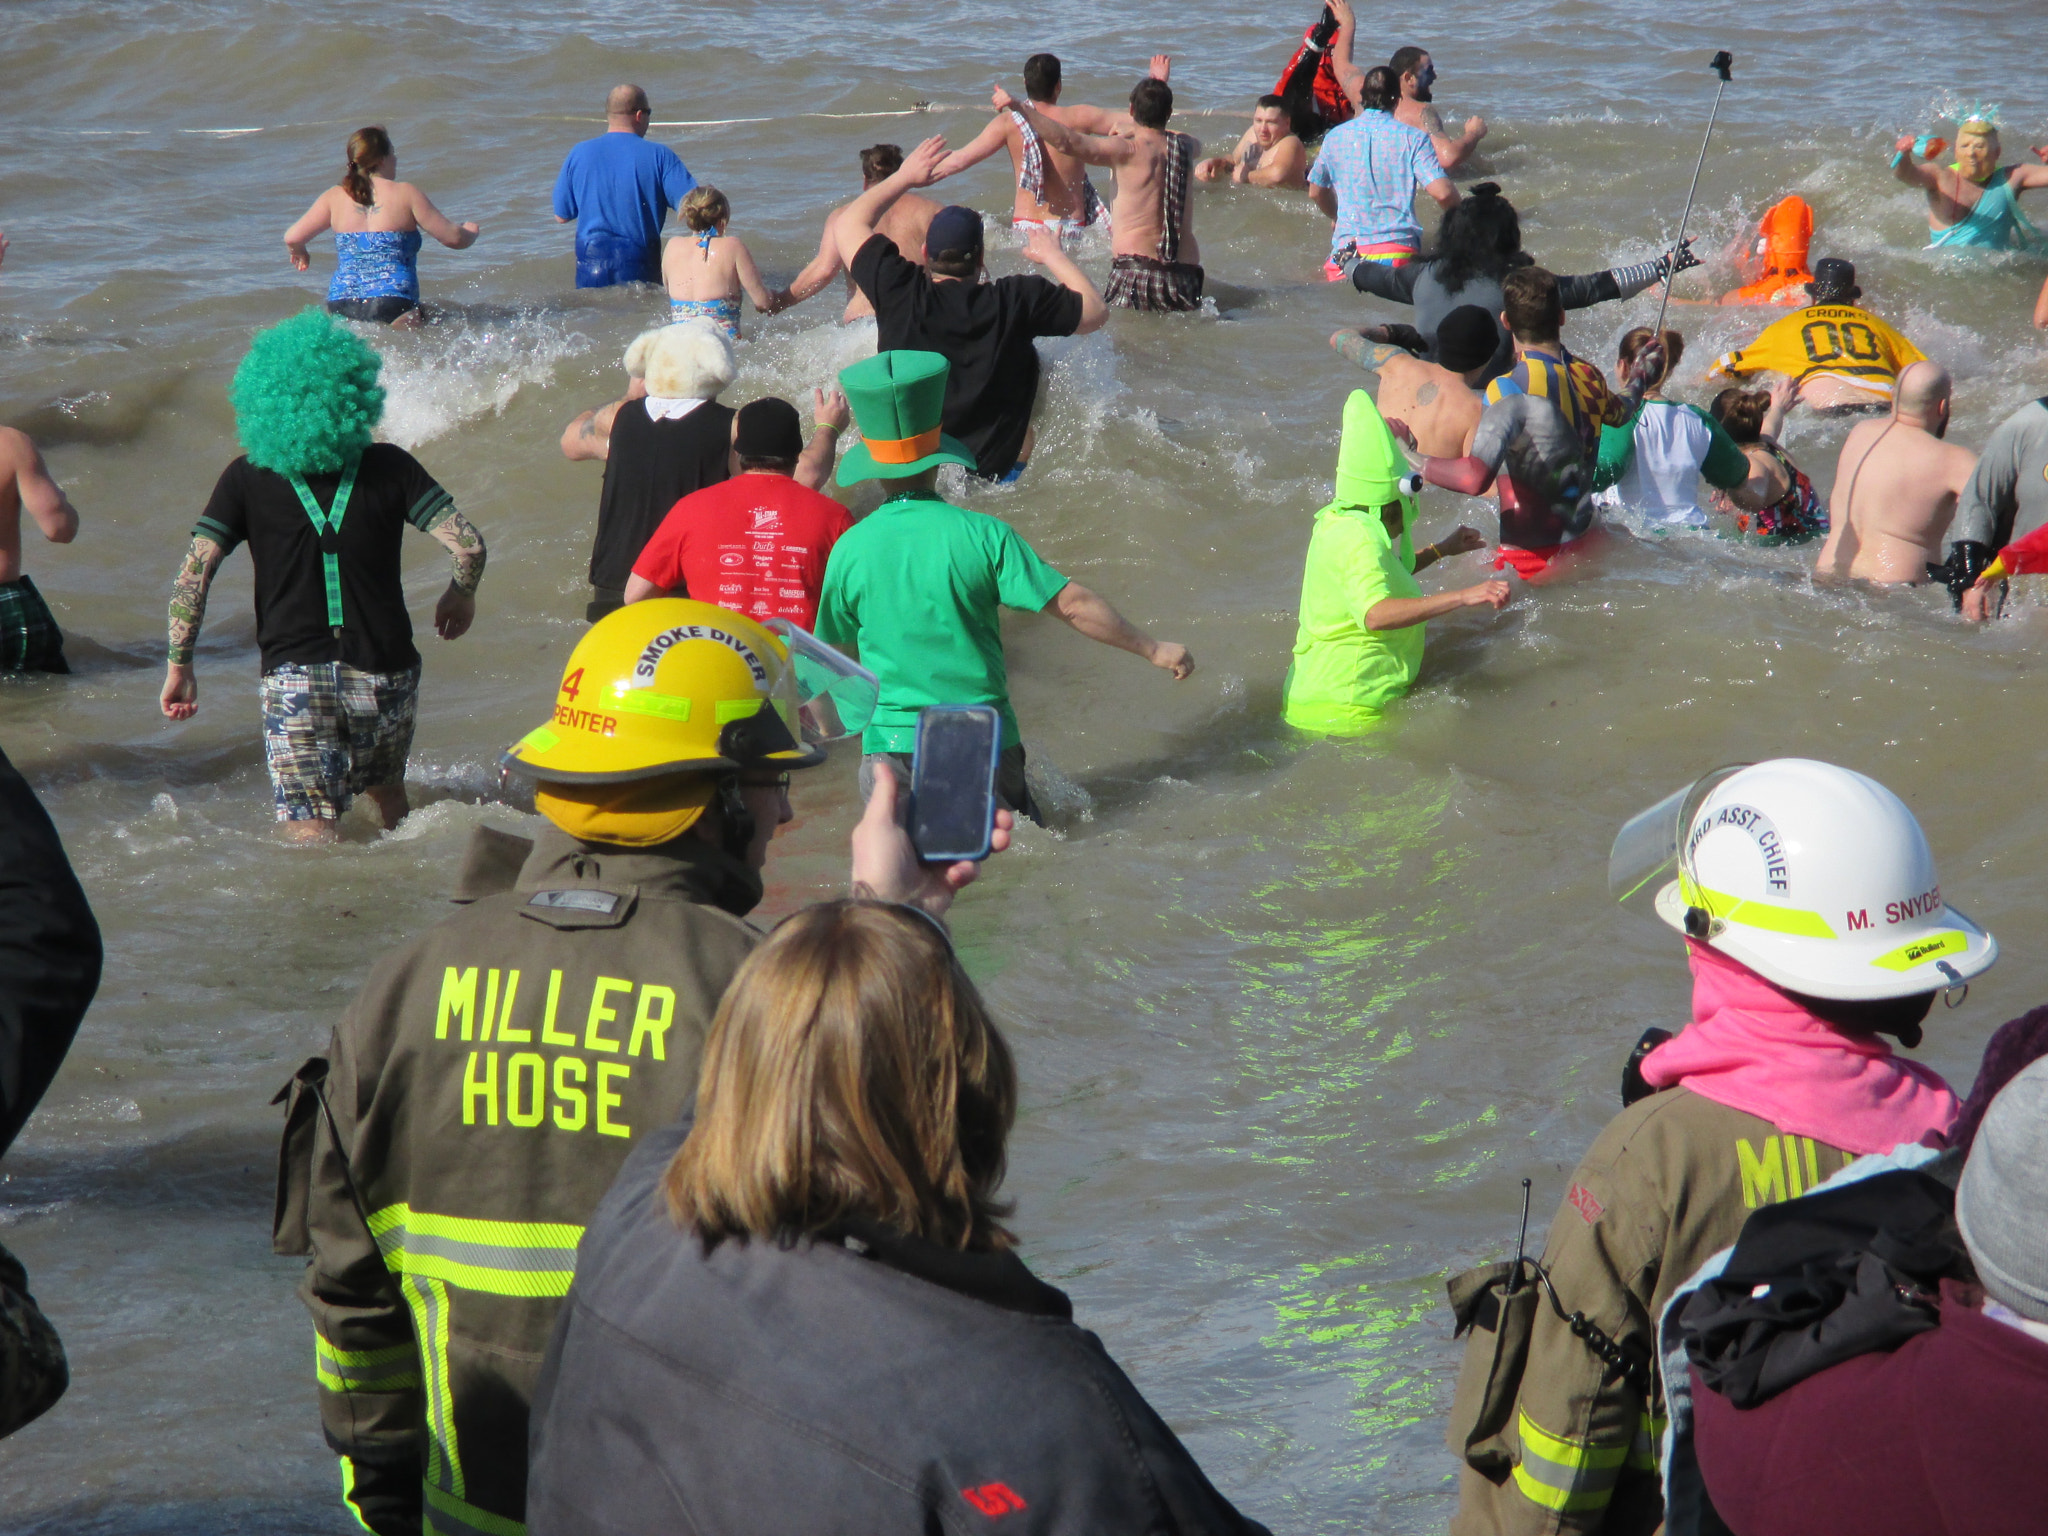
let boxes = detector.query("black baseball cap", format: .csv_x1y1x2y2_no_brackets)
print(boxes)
1435,305,1500,373
734,397,805,460
1806,257,1860,304
925,205,985,261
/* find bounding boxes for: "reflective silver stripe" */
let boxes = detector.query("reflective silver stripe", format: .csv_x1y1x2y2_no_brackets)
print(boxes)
389,1228,579,1274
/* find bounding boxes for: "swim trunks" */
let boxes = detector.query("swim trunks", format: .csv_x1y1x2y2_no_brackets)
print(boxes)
574,233,661,289
0,575,68,674
670,295,742,338
1012,214,1108,245
1009,109,1112,239
260,660,419,821
1104,131,1203,313
1325,241,1416,282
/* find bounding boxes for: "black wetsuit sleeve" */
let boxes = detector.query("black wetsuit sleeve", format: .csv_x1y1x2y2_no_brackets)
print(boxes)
1349,260,1421,304
1558,271,1622,309
0,747,100,1160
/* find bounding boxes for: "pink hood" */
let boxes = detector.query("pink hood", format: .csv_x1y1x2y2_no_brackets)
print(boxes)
1640,941,1959,1155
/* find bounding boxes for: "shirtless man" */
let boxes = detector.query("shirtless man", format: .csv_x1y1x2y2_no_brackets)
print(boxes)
996,70,1204,314
1389,45,1487,172
787,145,942,322
1195,96,1309,189
1813,362,1975,586
1329,304,1498,457
0,427,80,673
933,53,1166,239
1890,120,2048,251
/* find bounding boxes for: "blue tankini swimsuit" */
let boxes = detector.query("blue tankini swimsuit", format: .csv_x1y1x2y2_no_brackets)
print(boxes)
668,229,742,338
327,229,422,322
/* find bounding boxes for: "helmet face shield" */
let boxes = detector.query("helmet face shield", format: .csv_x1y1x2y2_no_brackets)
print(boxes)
764,619,878,745
1608,765,1750,915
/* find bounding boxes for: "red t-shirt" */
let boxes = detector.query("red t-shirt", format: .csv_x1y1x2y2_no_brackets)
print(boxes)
630,474,853,629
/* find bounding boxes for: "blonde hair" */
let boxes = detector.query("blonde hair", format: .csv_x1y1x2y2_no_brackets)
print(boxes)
682,186,731,233
666,901,1018,1253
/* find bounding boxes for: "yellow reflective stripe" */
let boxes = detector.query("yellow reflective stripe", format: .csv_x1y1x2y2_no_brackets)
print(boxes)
339,1457,377,1534
424,1482,527,1536
1869,930,1967,971
401,1274,464,1500
1512,1409,1625,1513
316,1333,420,1393
714,697,764,724
367,1204,583,1299
517,728,560,753
1684,878,1837,938
607,690,691,723
1630,1410,1667,1471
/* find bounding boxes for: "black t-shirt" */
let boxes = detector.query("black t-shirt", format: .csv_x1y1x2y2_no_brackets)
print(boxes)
194,443,453,676
850,235,1083,479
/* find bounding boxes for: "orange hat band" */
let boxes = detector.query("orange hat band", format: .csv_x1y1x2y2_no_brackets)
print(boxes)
862,425,943,464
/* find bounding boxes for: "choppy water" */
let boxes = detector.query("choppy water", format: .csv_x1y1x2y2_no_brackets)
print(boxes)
3,2,2046,1530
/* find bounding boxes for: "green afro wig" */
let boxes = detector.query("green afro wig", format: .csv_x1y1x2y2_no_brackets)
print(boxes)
229,308,386,477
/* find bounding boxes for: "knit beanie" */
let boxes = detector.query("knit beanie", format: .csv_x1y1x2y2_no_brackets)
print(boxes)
1955,1055,2048,1322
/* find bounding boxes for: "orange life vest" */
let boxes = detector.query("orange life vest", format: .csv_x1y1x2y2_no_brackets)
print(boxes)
1274,7,1356,143
1721,196,1815,307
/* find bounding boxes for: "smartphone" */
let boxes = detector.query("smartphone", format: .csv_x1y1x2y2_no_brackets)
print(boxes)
909,705,1002,863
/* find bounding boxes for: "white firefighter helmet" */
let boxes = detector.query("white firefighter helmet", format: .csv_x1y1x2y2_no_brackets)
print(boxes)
1615,758,1996,1001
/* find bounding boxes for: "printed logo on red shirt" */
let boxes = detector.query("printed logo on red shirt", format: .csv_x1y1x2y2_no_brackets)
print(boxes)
961,1483,1028,1517
1568,1183,1605,1225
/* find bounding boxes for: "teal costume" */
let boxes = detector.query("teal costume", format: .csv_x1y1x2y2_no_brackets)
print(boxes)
1928,167,2046,252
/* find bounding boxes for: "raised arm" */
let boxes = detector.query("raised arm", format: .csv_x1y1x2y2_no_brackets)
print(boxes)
1020,227,1106,335
931,113,1015,180
1046,581,1194,678
835,135,949,269
795,386,851,492
1889,136,1945,191
1326,0,1366,112
994,88,1133,168
283,190,334,272
161,535,227,719
3,431,78,545
424,508,485,640
406,185,479,251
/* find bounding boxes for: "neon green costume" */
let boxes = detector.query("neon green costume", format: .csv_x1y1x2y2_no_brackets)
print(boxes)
1282,389,1423,734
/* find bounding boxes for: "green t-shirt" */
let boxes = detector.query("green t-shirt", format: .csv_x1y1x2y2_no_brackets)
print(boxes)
1281,504,1422,734
815,494,1070,753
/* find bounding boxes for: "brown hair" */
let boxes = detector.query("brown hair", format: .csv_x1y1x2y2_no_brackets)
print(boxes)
1617,326,1684,389
1710,386,1770,443
859,144,903,185
1500,266,1562,343
666,901,1018,1253
682,186,731,234
1130,77,1173,130
1358,65,1401,113
343,126,394,208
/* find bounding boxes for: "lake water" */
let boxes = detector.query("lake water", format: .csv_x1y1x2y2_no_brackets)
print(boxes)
2,2,2044,1530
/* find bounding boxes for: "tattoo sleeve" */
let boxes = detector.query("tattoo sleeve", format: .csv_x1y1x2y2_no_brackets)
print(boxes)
166,537,225,666
427,508,487,595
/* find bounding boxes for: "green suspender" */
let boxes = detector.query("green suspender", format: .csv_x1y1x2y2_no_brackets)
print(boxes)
286,456,360,631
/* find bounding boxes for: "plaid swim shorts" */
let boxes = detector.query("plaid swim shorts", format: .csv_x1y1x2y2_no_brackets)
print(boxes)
259,661,420,821
0,575,69,674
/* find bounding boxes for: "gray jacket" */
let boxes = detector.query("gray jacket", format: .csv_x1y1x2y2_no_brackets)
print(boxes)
1950,397,2048,554
528,1114,1272,1536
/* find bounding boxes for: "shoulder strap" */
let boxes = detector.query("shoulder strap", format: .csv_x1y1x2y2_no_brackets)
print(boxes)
287,455,361,631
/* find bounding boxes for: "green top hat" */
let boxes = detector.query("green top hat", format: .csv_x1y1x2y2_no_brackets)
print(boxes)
835,350,980,486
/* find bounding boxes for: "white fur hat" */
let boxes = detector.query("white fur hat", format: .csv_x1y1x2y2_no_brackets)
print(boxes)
624,321,736,399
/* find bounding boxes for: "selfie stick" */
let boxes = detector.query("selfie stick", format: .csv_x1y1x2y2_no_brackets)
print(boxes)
1649,50,1734,344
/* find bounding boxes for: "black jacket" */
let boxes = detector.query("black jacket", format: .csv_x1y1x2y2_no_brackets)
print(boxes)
528,1115,1272,1535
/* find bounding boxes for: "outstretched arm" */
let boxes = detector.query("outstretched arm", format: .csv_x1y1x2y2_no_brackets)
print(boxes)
1418,104,1488,172
424,508,485,640
4,431,79,544
1327,0,1366,112
161,535,226,719
730,240,788,315
283,191,333,272
1046,581,1194,678
995,88,1133,168
932,114,1015,180
835,135,949,269
407,186,479,251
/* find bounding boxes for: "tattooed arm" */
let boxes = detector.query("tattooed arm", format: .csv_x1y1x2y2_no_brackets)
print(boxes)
161,536,225,720
560,396,632,463
424,508,485,640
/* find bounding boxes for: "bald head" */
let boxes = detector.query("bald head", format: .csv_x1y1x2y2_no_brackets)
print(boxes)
1895,360,1952,422
607,83,650,121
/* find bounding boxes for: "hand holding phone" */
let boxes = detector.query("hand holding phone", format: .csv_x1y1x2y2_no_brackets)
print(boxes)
910,705,1003,863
